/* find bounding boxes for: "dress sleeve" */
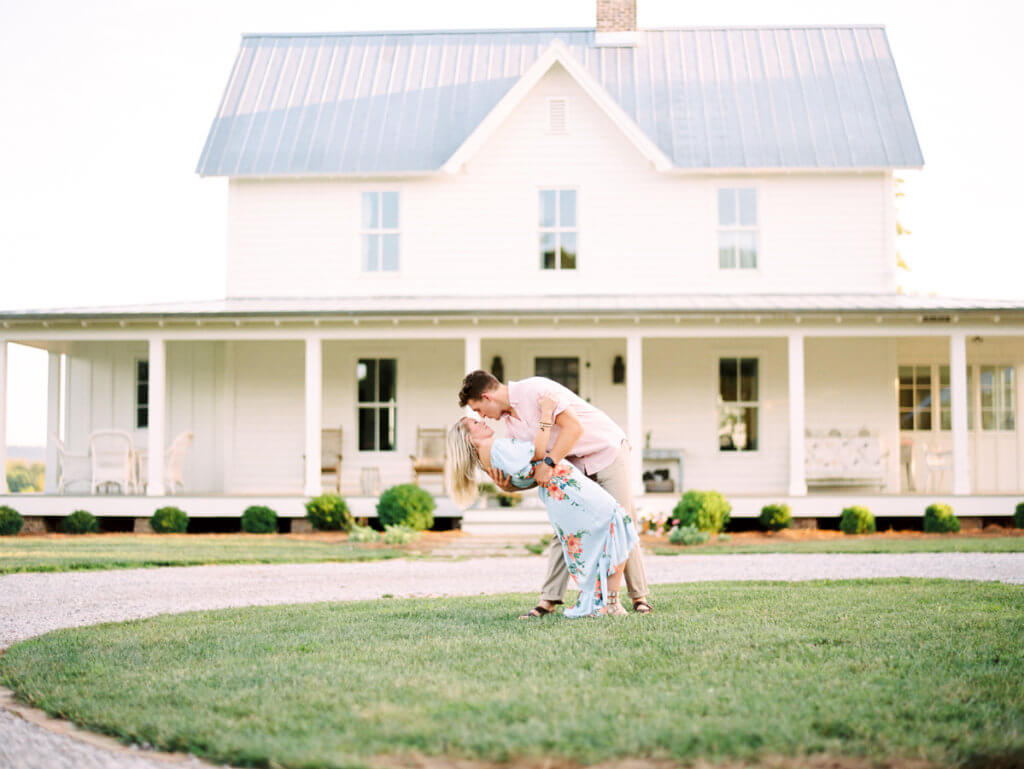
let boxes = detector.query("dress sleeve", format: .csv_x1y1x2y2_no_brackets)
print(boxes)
490,438,536,477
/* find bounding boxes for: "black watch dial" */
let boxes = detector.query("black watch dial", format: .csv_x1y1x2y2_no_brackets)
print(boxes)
543,456,556,467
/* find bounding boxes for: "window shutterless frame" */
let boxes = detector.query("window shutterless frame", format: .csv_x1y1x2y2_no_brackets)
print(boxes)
135,359,149,430
538,187,579,271
716,187,759,271
360,190,400,274
717,356,759,452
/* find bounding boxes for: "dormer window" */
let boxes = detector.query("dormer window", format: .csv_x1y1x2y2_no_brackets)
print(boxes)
548,98,568,134
361,191,399,272
718,188,757,270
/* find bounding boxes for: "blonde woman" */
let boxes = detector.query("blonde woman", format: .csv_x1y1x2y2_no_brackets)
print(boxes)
446,393,639,617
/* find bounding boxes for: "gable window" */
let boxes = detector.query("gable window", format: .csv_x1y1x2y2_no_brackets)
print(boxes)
539,189,577,270
535,357,580,395
718,188,757,269
719,357,758,451
357,359,397,451
361,191,399,272
135,360,148,429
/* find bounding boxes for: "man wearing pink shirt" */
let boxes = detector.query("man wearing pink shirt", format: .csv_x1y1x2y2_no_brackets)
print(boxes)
458,369,652,617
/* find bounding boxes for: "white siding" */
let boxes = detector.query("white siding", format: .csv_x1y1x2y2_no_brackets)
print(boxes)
226,64,896,299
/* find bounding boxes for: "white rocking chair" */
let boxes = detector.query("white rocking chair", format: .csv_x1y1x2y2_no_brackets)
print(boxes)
53,434,91,495
137,431,194,494
88,430,134,495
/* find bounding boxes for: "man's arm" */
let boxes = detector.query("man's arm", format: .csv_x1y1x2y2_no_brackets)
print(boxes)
532,406,583,485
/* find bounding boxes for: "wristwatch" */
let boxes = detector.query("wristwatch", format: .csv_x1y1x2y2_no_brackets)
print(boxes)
543,456,556,468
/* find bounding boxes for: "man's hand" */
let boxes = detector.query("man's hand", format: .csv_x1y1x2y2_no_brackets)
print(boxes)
487,467,515,492
533,462,554,486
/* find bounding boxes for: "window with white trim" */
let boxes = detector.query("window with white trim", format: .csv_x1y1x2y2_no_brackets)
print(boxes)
135,360,149,429
718,357,758,451
899,363,1016,432
717,188,757,269
357,359,397,451
976,364,1015,431
539,189,577,270
361,191,399,272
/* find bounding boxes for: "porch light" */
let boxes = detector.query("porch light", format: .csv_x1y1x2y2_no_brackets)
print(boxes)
612,355,625,384
491,356,505,382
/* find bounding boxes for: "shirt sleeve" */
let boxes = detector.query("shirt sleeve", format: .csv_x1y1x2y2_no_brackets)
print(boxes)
526,377,570,419
490,438,536,477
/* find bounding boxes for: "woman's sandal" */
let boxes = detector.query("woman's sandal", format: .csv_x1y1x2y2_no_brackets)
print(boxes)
601,591,628,616
632,598,653,614
518,605,556,619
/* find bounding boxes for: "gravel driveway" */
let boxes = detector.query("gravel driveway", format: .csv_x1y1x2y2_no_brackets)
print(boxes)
2,551,1023,769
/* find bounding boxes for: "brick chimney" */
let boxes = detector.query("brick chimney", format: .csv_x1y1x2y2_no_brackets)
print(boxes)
595,0,637,46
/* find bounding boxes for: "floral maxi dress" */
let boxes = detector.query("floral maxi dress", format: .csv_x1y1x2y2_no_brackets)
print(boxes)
490,438,639,617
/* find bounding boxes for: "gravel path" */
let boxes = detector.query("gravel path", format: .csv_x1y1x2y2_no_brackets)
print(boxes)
2,551,1022,769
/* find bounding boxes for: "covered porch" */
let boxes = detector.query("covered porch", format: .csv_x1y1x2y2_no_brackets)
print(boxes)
2,297,1023,525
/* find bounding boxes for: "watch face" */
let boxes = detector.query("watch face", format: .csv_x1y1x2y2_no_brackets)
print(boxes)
544,456,556,467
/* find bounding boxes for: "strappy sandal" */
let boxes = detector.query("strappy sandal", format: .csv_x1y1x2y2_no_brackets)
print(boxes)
601,591,628,616
518,604,556,619
632,598,653,614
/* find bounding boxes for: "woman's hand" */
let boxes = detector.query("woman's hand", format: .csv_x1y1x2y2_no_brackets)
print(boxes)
538,392,558,419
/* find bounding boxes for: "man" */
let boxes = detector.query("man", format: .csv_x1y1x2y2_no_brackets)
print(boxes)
458,369,652,617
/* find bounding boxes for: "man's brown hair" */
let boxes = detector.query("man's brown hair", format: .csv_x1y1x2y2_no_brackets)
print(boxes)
459,369,500,408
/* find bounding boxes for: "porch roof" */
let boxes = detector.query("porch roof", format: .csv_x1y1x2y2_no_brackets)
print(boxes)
3,293,1024,324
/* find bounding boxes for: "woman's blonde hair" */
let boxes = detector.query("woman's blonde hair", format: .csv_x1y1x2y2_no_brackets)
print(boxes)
445,418,481,509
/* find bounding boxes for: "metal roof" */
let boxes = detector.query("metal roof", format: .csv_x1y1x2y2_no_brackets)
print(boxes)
196,26,924,176
3,294,1020,322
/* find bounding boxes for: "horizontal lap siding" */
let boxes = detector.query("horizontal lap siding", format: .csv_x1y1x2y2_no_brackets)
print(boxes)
227,64,895,298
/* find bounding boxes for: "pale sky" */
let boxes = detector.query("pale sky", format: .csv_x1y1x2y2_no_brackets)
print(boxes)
2,0,1023,446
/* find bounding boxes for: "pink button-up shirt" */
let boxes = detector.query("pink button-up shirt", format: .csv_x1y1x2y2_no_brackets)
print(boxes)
501,377,626,476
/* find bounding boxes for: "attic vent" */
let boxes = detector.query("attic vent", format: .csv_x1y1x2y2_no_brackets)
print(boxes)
548,99,567,134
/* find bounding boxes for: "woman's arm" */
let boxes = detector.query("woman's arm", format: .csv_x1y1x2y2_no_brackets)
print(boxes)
531,393,558,461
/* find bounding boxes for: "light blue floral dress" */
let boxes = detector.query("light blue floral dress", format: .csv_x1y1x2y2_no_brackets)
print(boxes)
490,438,639,618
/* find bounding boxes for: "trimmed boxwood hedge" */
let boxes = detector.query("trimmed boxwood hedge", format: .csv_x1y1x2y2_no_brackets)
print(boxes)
61,510,99,535
1015,502,1024,530
0,506,24,536
241,505,278,534
759,503,792,532
150,506,188,534
923,503,960,534
305,494,352,532
671,490,731,533
377,484,435,531
840,506,876,535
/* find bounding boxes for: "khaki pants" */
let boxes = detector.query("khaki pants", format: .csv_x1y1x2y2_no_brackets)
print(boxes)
539,441,650,604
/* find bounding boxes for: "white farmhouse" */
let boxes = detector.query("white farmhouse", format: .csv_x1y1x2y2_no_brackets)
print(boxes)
3,0,1022,530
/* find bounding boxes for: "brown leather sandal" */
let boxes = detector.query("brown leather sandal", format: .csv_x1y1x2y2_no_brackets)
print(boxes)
518,605,556,619
632,598,653,614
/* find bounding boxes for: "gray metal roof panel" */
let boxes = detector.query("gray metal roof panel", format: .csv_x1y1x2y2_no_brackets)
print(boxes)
4,294,1021,321
196,26,924,176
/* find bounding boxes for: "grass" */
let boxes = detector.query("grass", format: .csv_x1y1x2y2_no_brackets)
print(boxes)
650,535,1024,555
0,533,406,574
2,580,1022,769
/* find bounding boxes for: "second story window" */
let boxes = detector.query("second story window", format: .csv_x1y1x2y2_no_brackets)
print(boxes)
718,188,757,270
539,189,577,270
361,191,399,272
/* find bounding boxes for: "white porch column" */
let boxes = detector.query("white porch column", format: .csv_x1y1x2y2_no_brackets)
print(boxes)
304,337,323,497
626,332,644,497
464,333,481,374
44,353,61,493
950,332,970,494
0,340,7,494
787,332,807,496
147,338,166,496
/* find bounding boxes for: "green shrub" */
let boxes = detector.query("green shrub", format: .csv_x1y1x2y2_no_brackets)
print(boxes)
241,505,278,534
923,503,960,534
671,490,731,533
382,524,421,545
496,491,522,507
61,510,99,535
759,503,792,532
477,482,498,497
0,506,24,536
839,506,876,535
150,506,188,534
668,524,710,546
377,484,435,531
1015,502,1024,529
348,524,381,543
305,494,353,532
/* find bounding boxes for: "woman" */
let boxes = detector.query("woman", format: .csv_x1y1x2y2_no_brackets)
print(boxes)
446,394,638,617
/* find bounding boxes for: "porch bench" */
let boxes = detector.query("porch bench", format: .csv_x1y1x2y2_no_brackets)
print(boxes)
805,432,888,489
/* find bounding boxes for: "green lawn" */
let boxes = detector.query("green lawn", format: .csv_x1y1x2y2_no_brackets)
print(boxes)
2,580,1021,769
0,534,405,574
650,535,1024,556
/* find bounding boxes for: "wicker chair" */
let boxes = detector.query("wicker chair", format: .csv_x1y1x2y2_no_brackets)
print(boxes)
88,430,134,494
410,427,446,485
137,431,194,494
53,434,91,494
320,428,343,493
